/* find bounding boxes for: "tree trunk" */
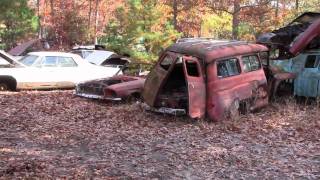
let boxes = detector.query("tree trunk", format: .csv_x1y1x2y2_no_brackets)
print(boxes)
88,0,92,27
232,0,240,40
50,0,55,18
275,0,279,17
173,0,178,31
94,0,100,44
295,0,299,10
37,0,41,39
49,0,58,44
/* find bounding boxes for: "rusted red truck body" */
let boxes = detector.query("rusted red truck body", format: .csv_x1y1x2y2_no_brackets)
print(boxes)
142,40,269,121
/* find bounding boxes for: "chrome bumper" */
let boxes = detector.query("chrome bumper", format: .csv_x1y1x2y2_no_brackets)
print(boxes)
141,103,186,116
75,92,122,101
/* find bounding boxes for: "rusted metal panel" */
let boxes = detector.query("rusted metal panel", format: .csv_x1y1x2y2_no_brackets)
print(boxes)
290,18,320,56
167,40,268,64
142,52,178,106
206,59,268,121
8,39,41,56
76,75,145,100
294,69,320,97
182,57,206,119
257,12,320,59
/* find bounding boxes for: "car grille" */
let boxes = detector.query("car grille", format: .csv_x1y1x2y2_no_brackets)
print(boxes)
76,83,104,96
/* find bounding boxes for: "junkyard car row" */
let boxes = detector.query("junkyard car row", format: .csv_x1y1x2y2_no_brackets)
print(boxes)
1,12,320,121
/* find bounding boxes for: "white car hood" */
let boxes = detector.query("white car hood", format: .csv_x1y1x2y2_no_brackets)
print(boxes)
0,50,26,67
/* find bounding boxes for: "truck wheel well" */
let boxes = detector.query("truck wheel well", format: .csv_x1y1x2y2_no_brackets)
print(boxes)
0,76,17,91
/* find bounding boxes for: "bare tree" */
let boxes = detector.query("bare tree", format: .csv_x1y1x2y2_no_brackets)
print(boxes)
94,0,100,44
275,0,279,17
88,0,92,27
37,0,41,38
172,0,178,31
232,0,240,39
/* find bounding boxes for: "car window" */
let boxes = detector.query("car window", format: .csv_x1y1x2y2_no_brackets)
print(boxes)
242,55,261,72
305,55,320,68
20,55,39,66
160,55,173,70
42,56,58,67
185,60,200,77
217,58,241,78
58,57,77,67
259,51,269,66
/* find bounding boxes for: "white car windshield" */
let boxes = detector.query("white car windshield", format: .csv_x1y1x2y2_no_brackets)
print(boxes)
20,55,39,66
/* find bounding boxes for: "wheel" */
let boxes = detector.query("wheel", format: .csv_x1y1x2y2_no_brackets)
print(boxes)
125,93,141,103
0,83,9,91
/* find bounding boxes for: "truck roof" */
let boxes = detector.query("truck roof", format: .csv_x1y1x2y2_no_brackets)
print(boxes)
167,39,268,64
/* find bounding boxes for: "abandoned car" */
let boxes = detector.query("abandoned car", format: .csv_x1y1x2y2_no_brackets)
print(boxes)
70,44,106,58
85,50,130,68
142,39,269,121
0,52,120,91
75,62,152,100
258,12,320,98
75,75,145,101
258,12,320,59
268,49,320,98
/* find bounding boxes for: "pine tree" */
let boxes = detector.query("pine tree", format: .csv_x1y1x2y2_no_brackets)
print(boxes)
101,0,181,61
0,0,37,49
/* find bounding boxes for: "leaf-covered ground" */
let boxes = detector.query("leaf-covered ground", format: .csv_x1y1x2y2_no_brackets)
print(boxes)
0,91,319,179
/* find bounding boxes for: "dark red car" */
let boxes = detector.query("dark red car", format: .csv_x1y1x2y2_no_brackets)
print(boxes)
75,75,145,101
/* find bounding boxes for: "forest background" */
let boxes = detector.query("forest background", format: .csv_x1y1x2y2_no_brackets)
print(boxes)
0,0,319,61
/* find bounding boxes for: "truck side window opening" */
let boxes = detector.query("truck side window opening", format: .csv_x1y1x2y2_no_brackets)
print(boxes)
160,55,173,70
242,55,261,72
186,60,200,77
305,55,320,68
259,51,269,66
217,58,240,78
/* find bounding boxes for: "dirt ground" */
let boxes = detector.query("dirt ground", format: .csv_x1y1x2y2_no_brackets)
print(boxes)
0,91,319,179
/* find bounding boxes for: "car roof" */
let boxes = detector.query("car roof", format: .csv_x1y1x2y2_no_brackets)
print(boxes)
28,51,81,57
167,39,268,64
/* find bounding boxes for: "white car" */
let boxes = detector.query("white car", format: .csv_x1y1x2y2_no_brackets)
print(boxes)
0,51,120,91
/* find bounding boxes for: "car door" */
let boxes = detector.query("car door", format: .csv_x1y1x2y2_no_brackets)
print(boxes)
182,57,206,119
38,56,59,88
13,55,51,89
55,56,79,88
143,52,178,106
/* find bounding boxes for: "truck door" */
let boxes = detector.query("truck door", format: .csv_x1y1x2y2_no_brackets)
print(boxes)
143,52,177,106
294,54,320,97
182,57,206,119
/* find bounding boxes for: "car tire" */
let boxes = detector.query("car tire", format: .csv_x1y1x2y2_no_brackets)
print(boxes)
126,93,141,103
0,83,9,91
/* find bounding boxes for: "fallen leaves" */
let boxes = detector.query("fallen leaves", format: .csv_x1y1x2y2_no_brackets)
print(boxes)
0,91,319,179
